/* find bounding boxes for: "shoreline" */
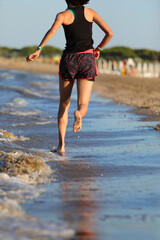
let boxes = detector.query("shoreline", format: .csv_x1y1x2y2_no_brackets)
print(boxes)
0,57,59,75
0,57,160,125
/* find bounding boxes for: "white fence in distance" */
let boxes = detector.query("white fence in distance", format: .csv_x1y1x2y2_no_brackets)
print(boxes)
97,58,160,78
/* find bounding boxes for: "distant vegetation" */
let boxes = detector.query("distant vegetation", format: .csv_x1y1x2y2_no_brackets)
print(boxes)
0,46,159,61
0,46,62,58
101,46,160,62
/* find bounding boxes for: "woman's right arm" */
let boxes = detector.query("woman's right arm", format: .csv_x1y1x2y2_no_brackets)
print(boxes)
92,10,113,59
26,13,64,62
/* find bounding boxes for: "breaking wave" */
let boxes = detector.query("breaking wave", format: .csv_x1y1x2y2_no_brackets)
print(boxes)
0,149,54,185
0,129,29,142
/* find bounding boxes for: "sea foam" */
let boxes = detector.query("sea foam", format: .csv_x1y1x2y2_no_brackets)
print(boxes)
0,129,29,142
0,150,53,184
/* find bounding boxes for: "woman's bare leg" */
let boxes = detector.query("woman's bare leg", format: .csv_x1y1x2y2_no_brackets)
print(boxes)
73,80,94,132
54,77,74,153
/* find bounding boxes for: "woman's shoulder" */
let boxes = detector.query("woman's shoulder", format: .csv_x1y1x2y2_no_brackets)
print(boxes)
84,7,97,22
84,7,97,16
55,10,71,21
85,7,93,12
57,10,68,16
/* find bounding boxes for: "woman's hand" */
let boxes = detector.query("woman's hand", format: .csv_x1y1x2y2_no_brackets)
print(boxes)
26,49,41,62
93,48,100,60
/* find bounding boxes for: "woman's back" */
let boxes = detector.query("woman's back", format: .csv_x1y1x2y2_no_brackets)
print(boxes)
63,6,94,53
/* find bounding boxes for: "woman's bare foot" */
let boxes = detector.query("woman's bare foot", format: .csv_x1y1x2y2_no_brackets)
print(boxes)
50,145,65,153
73,110,82,132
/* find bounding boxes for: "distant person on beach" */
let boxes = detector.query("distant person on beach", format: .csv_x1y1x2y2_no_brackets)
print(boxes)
26,0,113,153
122,59,126,76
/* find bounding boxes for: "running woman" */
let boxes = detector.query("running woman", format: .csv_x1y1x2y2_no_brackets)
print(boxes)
26,0,113,153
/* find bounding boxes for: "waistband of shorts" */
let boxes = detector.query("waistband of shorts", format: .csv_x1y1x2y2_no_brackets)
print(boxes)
75,49,93,54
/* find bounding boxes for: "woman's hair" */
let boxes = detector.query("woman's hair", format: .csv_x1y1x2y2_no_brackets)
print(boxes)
66,0,89,6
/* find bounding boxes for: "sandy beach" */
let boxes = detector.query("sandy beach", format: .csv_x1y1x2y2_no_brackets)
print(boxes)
94,74,160,122
0,57,160,123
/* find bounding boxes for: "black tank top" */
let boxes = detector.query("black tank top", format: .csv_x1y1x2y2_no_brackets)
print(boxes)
63,6,94,53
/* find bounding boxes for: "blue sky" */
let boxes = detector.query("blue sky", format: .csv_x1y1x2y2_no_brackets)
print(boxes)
0,0,160,50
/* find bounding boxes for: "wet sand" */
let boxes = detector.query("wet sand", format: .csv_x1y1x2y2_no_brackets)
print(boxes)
0,57,160,123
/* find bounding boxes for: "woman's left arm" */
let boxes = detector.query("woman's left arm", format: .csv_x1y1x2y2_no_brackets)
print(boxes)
26,13,64,62
92,10,113,59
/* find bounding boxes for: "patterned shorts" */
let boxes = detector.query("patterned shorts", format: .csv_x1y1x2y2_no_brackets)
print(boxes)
59,49,98,81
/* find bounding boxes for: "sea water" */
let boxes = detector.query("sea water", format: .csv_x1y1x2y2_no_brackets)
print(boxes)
0,68,160,240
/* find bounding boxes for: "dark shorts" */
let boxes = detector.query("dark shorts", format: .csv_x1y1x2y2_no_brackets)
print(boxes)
59,50,98,81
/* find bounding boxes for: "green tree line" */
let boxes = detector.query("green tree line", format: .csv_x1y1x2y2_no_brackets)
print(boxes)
0,46,62,58
101,46,160,61
0,45,159,61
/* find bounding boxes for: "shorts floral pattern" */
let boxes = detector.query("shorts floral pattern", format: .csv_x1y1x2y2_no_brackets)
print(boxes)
59,52,98,81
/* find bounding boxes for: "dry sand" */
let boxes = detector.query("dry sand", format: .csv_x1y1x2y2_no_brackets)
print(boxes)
0,57,59,75
0,57,160,123
94,74,160,122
